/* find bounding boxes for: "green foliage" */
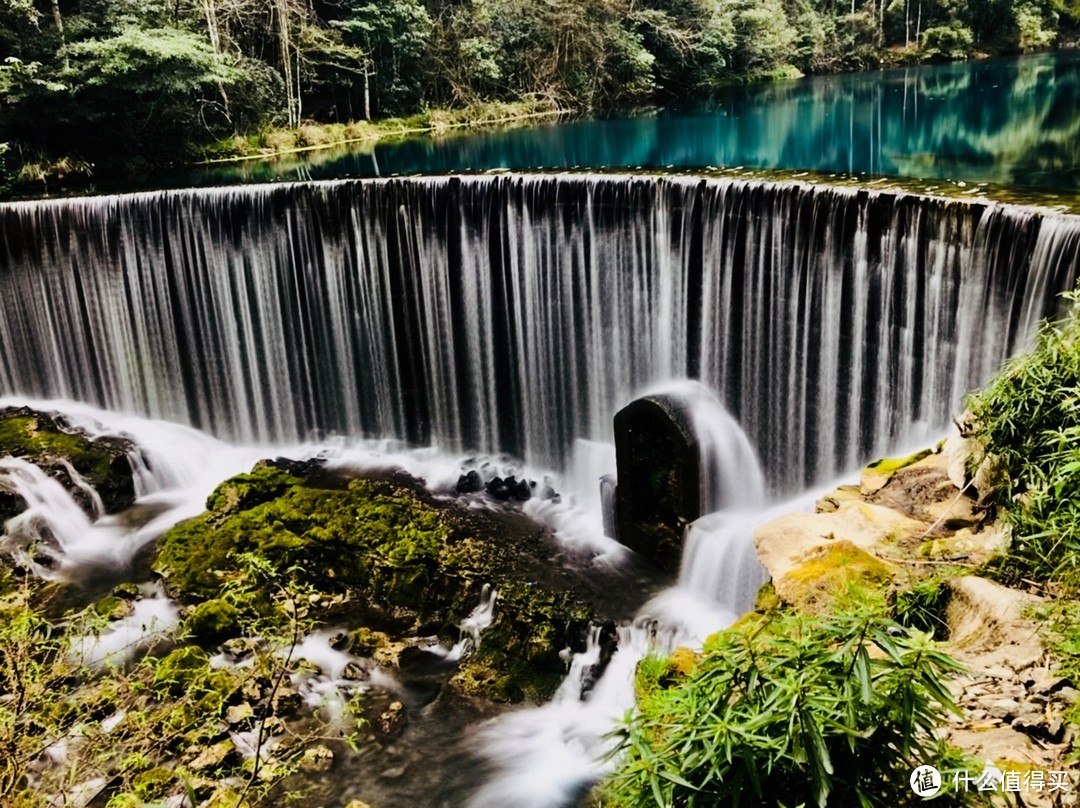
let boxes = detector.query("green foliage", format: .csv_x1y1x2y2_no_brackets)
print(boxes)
0,0,1069,182
1013,1,1059,48
921,22,976,59
1029,599,1080,723
332,0,432,117
894,577,952,638
604,610,967,807
969,291,1080,587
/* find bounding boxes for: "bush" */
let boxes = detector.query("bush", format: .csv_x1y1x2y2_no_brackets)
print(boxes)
969,291,1080,587
604,610,967,807
921,23,975,59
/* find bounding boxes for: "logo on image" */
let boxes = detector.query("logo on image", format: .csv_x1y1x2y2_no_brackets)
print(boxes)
910,765,942,797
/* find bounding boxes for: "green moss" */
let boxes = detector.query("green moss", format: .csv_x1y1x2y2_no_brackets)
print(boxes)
204,464,301,514
864,447,933,479
184,599,241,644
158,467,596,703
104,795,143,808
0,415,113,485
753,580,780,612
131,766,175,801
152,646,212,697
781,540,897,611
94,595,131,620
0,409,135,513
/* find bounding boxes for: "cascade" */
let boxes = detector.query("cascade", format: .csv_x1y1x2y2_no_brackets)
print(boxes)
469,381,779,806
3,176,1079,493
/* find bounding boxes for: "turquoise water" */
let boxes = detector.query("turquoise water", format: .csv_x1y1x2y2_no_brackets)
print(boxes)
169,52,1080,192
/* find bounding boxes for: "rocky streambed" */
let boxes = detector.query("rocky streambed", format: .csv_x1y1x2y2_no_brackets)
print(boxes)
0,406,665,808
753,435,1080,806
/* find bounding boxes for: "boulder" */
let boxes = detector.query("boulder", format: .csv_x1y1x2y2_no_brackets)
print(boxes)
0,406,136,522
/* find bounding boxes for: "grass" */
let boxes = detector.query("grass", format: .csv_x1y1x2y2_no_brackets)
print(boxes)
195,97,567,164
968,290,1080,590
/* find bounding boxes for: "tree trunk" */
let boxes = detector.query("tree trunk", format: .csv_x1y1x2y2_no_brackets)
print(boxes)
203,1,232,123
50,0,68,70
275,0,300,128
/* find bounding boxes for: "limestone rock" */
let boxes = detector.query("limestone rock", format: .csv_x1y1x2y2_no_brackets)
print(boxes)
946,576,1045,672
755,499,919,610
299,744,334,772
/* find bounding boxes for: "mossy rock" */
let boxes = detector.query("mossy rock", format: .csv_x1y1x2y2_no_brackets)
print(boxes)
94,594,135,621
184,598,241,644
152,646,212,697
157,467,596,704
0,406,136,519
777,540,898,612
131,766,176,801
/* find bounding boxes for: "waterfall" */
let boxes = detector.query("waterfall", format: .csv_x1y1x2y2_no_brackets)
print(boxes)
0,398,289,575
469,381,781,806
3,176,1078,493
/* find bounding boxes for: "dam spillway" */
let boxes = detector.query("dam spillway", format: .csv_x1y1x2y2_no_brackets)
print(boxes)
2,174,1079,492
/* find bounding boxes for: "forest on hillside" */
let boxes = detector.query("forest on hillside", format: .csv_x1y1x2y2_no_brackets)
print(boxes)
0,0,1077,187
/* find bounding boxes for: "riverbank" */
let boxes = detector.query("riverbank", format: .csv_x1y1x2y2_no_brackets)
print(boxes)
195,98,570,165
5,97,569,200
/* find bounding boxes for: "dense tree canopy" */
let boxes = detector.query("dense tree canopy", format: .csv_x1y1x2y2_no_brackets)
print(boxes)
0,0,1075,183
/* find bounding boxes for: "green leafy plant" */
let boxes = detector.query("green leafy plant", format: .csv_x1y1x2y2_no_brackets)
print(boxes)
969,290,1080,588
603,609,970,807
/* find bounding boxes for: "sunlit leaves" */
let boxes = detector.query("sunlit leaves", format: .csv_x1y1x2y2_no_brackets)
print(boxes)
605,611,967,807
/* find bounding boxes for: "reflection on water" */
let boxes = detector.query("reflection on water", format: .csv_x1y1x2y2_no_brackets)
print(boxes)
182,51,1080,193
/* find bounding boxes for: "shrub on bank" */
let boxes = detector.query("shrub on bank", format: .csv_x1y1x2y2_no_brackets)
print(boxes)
969,290,1080,588
603,610,968,807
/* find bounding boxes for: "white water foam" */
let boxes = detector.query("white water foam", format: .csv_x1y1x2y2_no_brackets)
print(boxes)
466,383,840,807
68,592,179,668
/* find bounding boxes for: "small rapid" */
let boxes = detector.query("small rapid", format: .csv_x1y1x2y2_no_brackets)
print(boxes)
465,381,805,806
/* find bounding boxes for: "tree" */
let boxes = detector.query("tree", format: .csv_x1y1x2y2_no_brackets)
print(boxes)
332,0,433,118
50,27,242,162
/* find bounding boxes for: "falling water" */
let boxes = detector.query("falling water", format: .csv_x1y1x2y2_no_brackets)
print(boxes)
469,381,783,806
3,176,1078,492
0,398,295,576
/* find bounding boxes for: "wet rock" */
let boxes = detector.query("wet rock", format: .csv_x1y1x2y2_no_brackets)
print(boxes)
225,702,255,727
342,661,367,681
189,739,238,771
456,470,483,494
223,637,260,660
95,595,135,621
580,620,618,699
378,701,405,735
299,745,334,772
482,474,533,502
271,685,302,717
0,406,137,520
261,456,327,478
